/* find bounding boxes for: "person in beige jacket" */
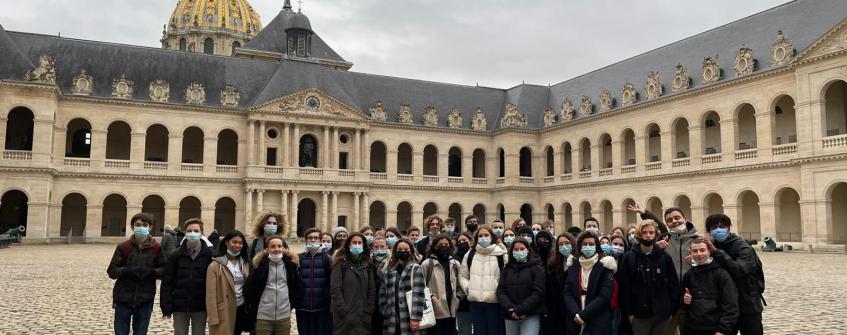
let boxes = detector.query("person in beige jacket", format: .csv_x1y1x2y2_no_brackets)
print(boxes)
459,225,507,335
206,231,252,335
421,234,463,334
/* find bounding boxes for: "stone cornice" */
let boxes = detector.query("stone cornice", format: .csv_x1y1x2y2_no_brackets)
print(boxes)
60,94,246,115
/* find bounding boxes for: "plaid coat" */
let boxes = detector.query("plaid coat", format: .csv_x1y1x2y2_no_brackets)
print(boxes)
379,261,427,335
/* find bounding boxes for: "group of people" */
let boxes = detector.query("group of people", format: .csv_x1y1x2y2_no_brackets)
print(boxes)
107,204,766,335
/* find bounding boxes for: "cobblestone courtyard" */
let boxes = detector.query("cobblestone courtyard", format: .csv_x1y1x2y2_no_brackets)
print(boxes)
0,244,844,334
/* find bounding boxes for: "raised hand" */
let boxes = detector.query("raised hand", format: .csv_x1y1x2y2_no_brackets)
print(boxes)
683,288,692,305
627,204,646,214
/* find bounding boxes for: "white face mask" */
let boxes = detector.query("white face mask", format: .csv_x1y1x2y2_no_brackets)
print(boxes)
670,224,687,234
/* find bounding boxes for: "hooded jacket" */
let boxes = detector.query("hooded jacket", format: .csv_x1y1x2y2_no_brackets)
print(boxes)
459,242,507,303
618,245,680,320
206,255,252,335
712,233,765,314
160,242,214,315
106,236,166,307
640,210,699,281
244,251,301,322
682,259,739,335
563,255,616,335
496,255,547,317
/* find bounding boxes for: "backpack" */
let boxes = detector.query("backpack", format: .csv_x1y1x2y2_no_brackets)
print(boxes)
466,249,504,272
119,239,161,266
750,250,767,305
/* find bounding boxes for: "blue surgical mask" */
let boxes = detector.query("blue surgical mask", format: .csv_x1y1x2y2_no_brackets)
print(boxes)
581,246,596,258
711,227,729,243
185,232,201,241
611,245,625,256
628,234,638,246
523,236,533,245
350,245,364,255
264,224,278,235
477,237,492,247
558,245,572,256
322,242,332,250
133,226,150,239
493,228,504,236
386,237,398,246
513,250,528,262
503,236,514,246
587,227,599,236
445,227,455,234
306,242,321,252
373,249,389,257
601,244,613,255
227,249,240,257
365,236,374,245
691,256,714,267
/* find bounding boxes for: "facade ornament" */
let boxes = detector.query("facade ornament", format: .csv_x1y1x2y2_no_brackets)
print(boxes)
599,89,614,112
111,74,134,99
305,95,321,111
71,70,94,95
671,64,690,92
471,107,487,130
422,106,438,126
184,82,206,105
735,47,756,76
25,54,57,84
220,84,240,108
500,103,527,128
771,30,795,66
645,71,663,100
148,80,170,102
447,106,463,128
397,104,413,124
621,82,638,106
560,99,574,121
542,106,556,127
369,101,387,121
701,56,721,85
578,95,593,116
279,96,302,112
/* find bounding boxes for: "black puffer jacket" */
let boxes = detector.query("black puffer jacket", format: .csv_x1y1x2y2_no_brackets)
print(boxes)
106,237,166,308
159,243,214,315
297,250,333,311
681,260,739,335
713,233,765,314
618,246,680,320
496,255,546,317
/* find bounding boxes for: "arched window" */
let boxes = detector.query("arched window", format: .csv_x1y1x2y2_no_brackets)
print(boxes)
181,127,204,164
772,95,797,144
703,111,722,154
214,197,236,234
106,121,131,160
217,129,238,165
145,124,169,162
5,107,34,151
646,123,662,162
423,145,438,176
448,147,462,177
824,81,847,136
673,118,690,158
204,38,214,54
472,149,486,178
599,134,612,168
179,38,187,51
736,104,757,150
66,118,92,158
397,143,413,174
231,41,241,55
622,129,636,166
370,141,387,173
519,147,532,177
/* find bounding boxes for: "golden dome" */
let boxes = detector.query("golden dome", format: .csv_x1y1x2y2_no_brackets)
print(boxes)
167,0,263,38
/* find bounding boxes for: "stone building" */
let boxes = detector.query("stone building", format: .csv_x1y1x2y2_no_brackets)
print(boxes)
1,0,847,249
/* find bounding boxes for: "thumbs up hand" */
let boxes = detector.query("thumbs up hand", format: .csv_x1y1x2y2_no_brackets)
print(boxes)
683,288,692,305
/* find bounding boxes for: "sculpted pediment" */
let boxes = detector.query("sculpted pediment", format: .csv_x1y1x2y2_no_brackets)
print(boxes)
254,88,366,120
797,20,847,62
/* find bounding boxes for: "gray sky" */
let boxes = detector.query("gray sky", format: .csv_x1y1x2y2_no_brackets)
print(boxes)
1,0,790,88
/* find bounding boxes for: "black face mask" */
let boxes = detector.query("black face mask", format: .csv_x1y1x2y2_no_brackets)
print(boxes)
396,250,412,261
458,241,470,250
435,246,451,260
640,238,655,247
536,240,552,256
467,223,478,232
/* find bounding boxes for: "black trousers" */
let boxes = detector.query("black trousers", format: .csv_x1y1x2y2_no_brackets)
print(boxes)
733,312,763,335
428,317,457,335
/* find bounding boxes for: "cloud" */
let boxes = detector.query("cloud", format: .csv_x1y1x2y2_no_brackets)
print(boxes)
1,0,789,88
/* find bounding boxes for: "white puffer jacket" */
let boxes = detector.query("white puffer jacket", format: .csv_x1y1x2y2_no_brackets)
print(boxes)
459,243,507,303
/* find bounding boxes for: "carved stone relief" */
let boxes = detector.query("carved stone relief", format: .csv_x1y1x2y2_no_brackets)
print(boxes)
672,64,690,92
471,108,487,130
397,104,413,124
542,106,556,127
185,82,206,105
500,103,527,128
71,70,93,95
220,84,240,108
599,89,614,112
621,83,637,106
148,80,170,102
735,47,756,76
447,107,463,128
422,106,438,126
578,96,593,116
560,99,574,121
112,74,134,99
771,30,795,66
25,54,56,84
645,71,663,100
369,101,387,121
701,56,721,85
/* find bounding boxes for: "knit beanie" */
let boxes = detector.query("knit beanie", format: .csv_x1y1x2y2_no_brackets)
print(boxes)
517,226,533,237
332,227,348,238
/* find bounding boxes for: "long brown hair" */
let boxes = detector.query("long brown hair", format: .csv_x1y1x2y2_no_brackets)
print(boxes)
251,212,286,239
333,232,373,267
548,233,577,279
387,239,418,268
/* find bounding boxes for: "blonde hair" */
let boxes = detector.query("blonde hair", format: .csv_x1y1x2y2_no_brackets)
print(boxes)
636,219,659,239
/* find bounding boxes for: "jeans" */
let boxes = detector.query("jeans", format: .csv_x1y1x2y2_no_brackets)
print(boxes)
456,311,473,335
255,318,291,335
504,315,540,335
470,302,503,335
631,316,670,335
173,311,207,335
296,309,333,335
666,310,685,335
114,302,153,335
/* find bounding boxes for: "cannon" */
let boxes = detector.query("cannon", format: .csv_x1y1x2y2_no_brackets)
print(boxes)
0,225,26,248
761,235,791,252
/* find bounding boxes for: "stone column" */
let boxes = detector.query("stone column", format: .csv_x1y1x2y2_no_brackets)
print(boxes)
201,206,215,234
438,152,448,178
33,119,54,163
283,123,290,167
84,204,103,239
354,129,362,170
130,132,146,164
504,150,518,179
321,191,329,232
280,190,289,235
165,205,179,231
332,127,339,168
168,134,182,169
244,189,253,230
386,208,398,229
54,127,67,163
590,144,600,175
660,130,672,165
289,191,299,238
553,148,563,177
293,124,300,167
720,119,735,163
362,194,370,227
387,148,398,177
203,136,217,168
797,100,822,157
258,121,266,166
323,126,330,169
755,111,774,159
610,140,621,171
462,154,473,182
362,130,370,171
689,125,703,161
352,192,360,231
331,191,338,229
571,147,581,173
247,120,255,165
759,202,776,240
0,116,6,150
89,129,107,165
414,209,424,229
256,189,264,214
413,151,424,176
690,206,706,232
634,135,646,170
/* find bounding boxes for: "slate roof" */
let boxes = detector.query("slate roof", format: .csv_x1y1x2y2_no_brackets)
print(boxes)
1,0,846,131
241,8,348,66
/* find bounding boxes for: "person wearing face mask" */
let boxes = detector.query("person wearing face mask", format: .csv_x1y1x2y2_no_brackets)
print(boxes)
533,229,554,264
618,220,680,335
497,238,546,335
628,204,699,334
583,217,602,236
245,235,300,335
160,219,214,335
444,218,459,239
465,215,481,235
502,229,517,248
418,215,445,257
331,227,349,256
331,233,377,335
454,232,474,335
379,239,427,334
459,226,507,335
108,213,166,335
542,233,577,335
361,226,376,246
408,226,422,244
608,235,631,335
206,230,253,335
704,214,765,335
563,231,616,335
371,237,391,335
511,218,527,231
421,235,462,335
599,235,614,257
385,227,403,249
516,226,535,247
320,233,334,252
489,218,504,238
296,228,333,335
681,238,739,335
250,212,285,259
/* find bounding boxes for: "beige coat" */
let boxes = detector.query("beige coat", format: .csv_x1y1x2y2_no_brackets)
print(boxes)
206,256,251,335
421,256,463,318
